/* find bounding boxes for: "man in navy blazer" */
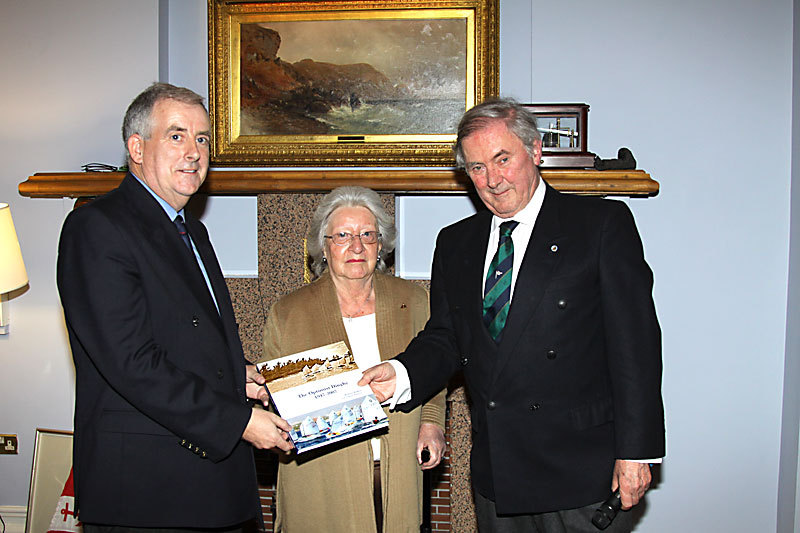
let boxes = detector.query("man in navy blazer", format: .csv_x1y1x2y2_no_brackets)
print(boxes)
57,83,293,532
361,99,664,532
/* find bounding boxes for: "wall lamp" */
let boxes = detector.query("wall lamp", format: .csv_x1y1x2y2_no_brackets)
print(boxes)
0,203,28,334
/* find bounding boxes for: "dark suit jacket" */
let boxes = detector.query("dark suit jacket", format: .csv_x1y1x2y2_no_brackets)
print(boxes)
397,183,665,514
57,174,259,528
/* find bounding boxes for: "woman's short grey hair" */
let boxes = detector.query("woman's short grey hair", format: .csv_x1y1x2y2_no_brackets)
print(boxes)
453,98,541,168
307,186,396,278
122,82,206,159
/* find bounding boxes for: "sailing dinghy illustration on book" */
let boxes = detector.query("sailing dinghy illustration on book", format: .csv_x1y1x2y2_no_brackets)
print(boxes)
257,341,388,453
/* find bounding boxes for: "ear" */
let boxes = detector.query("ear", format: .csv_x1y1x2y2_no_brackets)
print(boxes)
127,134,144,165
532,139,543,167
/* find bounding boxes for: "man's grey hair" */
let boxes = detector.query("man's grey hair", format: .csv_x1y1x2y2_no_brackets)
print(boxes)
122,82,207,159
453,98,541,168
307,186,396,278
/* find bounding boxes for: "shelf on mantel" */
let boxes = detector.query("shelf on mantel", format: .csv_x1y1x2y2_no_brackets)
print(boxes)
18,168,658,199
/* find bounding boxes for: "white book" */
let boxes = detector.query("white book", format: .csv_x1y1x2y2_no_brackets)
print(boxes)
257,341,389,454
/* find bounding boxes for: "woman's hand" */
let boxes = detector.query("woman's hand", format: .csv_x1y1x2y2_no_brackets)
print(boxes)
417,423,446,470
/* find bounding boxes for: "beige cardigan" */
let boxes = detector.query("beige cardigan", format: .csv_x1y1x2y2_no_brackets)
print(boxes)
261,272,446,533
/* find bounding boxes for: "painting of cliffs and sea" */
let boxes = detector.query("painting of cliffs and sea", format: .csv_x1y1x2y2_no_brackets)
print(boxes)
239,19,466,136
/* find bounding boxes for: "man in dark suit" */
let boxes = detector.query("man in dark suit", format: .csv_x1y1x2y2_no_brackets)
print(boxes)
360,99,664,532
57,83,293,532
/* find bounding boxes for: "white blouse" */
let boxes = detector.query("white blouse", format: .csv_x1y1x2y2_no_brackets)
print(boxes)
343,313,383,460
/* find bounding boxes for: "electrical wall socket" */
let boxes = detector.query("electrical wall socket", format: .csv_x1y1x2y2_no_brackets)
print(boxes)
0,434,19,454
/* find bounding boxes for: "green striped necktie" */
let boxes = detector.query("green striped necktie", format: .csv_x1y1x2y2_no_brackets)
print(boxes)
483,220,519,342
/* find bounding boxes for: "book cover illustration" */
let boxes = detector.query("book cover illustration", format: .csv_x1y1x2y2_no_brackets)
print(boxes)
257,341,388,453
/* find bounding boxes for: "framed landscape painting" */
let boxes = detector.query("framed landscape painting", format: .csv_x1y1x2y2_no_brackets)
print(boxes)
208,0,498,166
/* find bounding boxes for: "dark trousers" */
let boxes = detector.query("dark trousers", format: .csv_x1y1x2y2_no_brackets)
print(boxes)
474,490,633,533
82,522,254,533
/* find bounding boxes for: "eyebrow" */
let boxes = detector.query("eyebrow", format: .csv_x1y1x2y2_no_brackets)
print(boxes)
166,125,210,137
467,149,510,167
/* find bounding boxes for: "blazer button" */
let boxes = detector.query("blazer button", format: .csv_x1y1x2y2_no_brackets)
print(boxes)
530,403,541,411
487,400,496,410
193,445,201,454
201,451,207,458
461,357,469,366
557,299,567,309
547,350,557,360
192,316,200,327
217,369,224,379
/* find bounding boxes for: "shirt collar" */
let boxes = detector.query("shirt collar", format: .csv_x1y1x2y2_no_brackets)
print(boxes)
489,176,546,232
130,172,183,222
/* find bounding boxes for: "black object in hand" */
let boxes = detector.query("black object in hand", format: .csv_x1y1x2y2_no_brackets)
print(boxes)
591,490,622,530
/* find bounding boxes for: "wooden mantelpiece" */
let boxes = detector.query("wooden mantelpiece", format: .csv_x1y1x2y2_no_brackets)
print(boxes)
19,168,658,198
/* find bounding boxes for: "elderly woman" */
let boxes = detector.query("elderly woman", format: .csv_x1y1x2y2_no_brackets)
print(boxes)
261,186,446,533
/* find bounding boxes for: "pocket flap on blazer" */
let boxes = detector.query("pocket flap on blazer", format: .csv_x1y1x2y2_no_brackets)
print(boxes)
569,398,614,430
98,409,174,436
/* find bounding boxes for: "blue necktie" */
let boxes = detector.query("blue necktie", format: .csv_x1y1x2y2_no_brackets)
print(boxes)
173,215,192,250
173,214,221,314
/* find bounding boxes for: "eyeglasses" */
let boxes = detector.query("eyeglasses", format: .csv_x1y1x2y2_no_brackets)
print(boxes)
324,231,381,246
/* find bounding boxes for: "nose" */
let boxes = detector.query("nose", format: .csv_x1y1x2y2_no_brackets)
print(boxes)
349,234,365,253
185,140,201,161
486,166,502,188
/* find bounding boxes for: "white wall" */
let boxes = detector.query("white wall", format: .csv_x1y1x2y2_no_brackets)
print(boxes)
0,1,797,532
0,0,159,523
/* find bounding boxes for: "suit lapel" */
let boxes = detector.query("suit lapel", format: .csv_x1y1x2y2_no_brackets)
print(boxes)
491,185,565,383
184,215,248,391
121,176,226,340
463,213,494,337
315,273,351,353
184,214,232,341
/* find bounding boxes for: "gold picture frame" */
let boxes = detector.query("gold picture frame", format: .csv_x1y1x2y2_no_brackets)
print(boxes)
208,0,498,166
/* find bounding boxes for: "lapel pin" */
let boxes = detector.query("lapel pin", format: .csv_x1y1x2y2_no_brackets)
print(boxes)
400,304,407,309
551,244,558,253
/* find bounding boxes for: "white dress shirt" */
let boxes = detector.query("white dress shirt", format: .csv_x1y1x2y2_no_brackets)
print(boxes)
481,179,546,301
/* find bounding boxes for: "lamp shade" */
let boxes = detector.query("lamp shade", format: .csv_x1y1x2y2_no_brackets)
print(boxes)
0,203,28,294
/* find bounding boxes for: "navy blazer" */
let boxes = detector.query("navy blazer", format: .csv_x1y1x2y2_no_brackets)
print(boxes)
57,174,259,528
397,183,665,514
